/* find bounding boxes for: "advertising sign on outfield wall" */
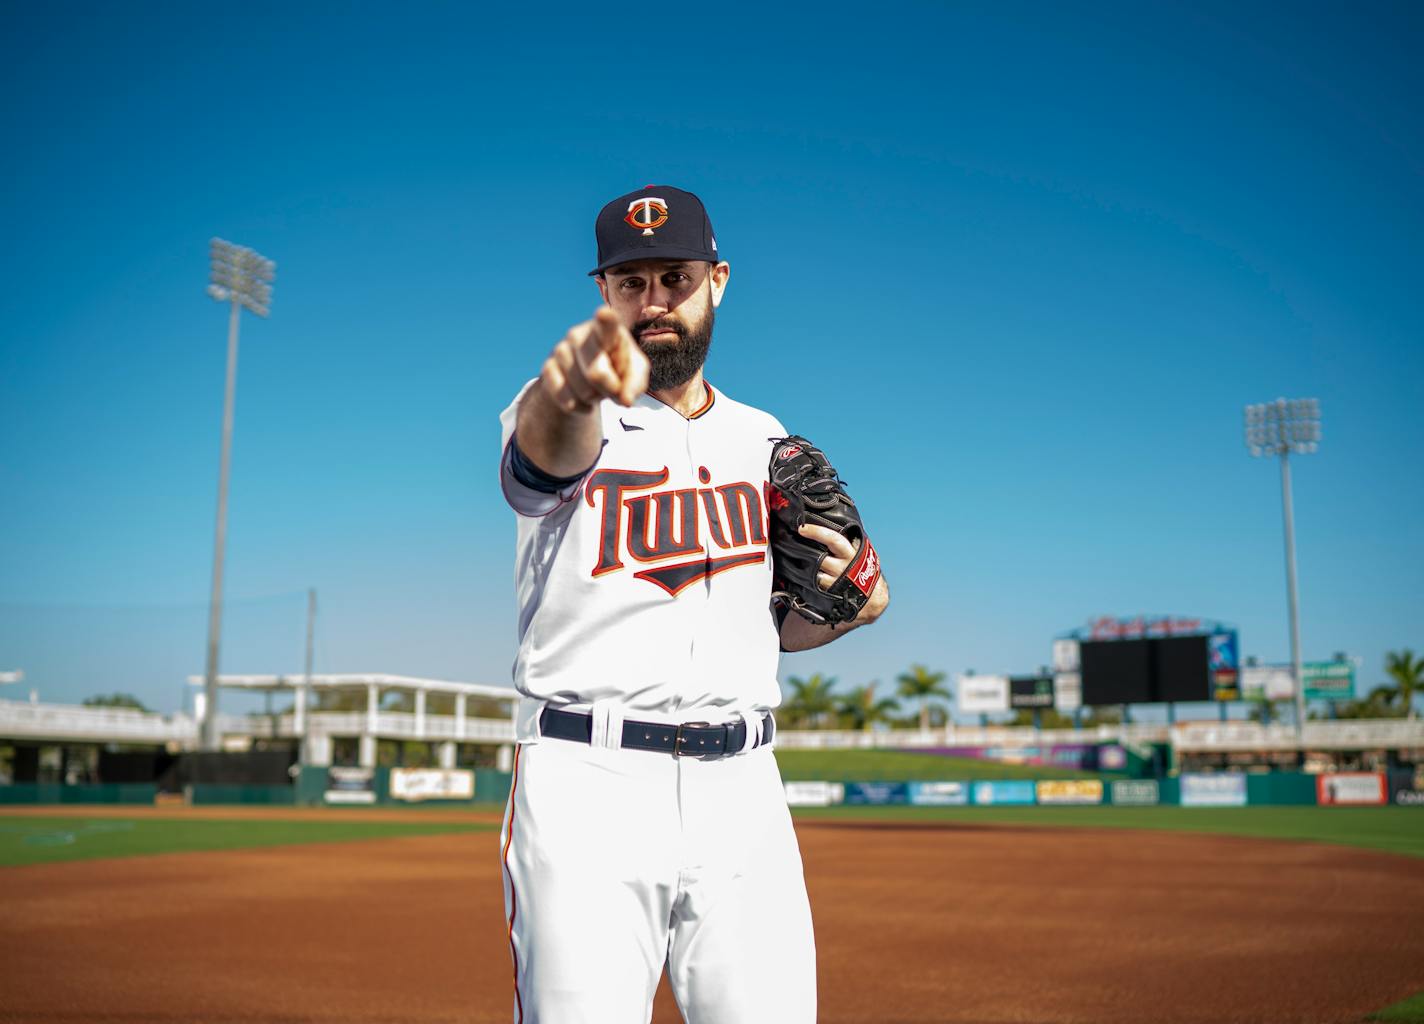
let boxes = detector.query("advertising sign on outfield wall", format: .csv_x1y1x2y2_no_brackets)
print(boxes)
1180,772,1247,807
1036,780,1104,805
972,780,1036,805
1316,772,1386,806
324,766,376,804
909,781,969,806
843,781,910,805
784,781,842,807
390,768,475,802
929,744,1099,770
1389,769,1424,808
1099,745,1128,771
1111,780,1160,806
957,675,1010,714
1389,768,1424,806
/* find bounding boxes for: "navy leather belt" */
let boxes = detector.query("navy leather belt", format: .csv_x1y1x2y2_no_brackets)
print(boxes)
539,707,775,759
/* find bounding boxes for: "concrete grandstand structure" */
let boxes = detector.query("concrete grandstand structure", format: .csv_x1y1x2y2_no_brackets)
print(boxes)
773,718,1424,751
4,671,1422,787
183,673,518,770
0,674,520,785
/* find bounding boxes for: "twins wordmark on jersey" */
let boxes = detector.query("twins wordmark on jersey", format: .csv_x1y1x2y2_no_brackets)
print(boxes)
584,463,772,596
501,381,789,717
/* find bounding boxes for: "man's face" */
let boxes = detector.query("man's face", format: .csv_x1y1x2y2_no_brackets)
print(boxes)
597,260,730,391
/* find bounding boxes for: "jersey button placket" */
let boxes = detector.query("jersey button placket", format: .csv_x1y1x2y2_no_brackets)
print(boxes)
682,417,705,711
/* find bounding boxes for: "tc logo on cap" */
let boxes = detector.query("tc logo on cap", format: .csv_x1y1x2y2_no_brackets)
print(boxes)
625,197,668,235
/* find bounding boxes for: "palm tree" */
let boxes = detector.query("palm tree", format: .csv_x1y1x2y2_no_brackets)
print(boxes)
783,674,838,729
1386,650,1423,720
836,682,900,731
313,687,368,713
82,693,149,712
895,664,953,732
1334,684,1402,720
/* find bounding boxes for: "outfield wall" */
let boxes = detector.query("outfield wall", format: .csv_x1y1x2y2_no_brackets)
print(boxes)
2,769,1419,808
0,783,158,804
787,771,1411,808
293,766,513,806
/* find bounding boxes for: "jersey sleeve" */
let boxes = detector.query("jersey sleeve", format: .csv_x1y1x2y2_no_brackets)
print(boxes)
498,379,598,519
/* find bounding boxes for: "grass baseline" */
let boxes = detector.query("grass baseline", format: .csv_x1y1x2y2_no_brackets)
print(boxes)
0,815,498,868
773,747,1118,781
790,804,1424,858
1371,991,1424,1022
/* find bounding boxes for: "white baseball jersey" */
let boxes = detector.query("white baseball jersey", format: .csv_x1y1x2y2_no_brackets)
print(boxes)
498,377,818,1024
499,379,786,737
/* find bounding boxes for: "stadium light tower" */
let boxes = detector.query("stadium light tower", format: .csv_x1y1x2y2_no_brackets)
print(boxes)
1245,398,1320,739
201,239,275,751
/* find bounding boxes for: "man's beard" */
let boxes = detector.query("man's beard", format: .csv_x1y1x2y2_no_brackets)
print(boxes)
634,308,714,391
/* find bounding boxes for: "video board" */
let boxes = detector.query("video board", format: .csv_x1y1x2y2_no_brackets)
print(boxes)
1079,635,1211,705
1080,638,1151,705
1153,635,1211,702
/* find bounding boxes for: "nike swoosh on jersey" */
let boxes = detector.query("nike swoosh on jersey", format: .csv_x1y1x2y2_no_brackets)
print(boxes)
619,418,644,431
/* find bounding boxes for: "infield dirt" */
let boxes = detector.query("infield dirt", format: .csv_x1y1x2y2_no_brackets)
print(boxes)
1,810,1422,1023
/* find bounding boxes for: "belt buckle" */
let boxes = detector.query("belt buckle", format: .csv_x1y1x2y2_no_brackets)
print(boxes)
674,721,714,758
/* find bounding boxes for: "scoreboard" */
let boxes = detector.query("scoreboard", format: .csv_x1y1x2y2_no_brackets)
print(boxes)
1080,638,1150,705
1153,635,1210,702
1079,634,1213,705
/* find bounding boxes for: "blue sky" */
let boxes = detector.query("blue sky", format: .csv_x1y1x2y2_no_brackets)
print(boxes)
2,2,1420,718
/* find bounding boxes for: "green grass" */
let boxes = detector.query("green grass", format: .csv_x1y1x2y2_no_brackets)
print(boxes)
0,816,498,868
1371,991,1424,1022
774,747,1116,782
791,804,1424,858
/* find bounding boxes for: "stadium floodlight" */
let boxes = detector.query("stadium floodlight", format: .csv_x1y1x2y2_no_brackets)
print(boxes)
1245,398,1320,457
1244,398,1321,741
201,239,276,751
207,239,274,317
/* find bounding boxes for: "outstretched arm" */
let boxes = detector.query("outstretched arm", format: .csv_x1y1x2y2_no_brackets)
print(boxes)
515,306,649,475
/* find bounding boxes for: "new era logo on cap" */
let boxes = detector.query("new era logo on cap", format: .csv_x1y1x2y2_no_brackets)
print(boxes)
590,185,719,275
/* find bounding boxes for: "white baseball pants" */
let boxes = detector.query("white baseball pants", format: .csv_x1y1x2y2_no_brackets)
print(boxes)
498,734,816,1023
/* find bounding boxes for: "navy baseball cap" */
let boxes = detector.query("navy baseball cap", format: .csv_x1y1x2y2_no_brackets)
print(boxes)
589,185,719,276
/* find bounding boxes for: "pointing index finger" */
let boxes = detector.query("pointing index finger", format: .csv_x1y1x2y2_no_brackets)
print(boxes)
582,306,647,407
591,306,625,354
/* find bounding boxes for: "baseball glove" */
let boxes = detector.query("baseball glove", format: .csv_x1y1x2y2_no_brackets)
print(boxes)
767,434,881,626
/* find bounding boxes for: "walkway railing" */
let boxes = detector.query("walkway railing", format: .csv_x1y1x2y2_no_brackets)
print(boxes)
0,699,195,744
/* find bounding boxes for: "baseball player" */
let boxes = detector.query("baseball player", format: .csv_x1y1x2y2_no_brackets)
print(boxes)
497,185,889,1023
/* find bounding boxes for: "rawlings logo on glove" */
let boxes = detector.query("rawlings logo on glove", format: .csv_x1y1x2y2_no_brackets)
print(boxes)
767,434,879,626
848,541,881,596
